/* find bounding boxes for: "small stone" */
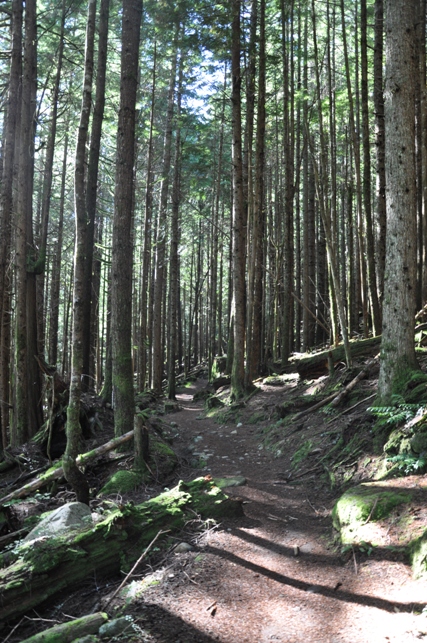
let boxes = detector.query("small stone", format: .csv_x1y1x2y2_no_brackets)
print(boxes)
236,422,242,427
306,585,322,594
174,542,193,553
293,545,300,556
230,430,237,435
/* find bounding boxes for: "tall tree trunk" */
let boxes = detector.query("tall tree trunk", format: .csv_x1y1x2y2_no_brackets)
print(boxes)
311,0,351,366
340,0,370,337
151,27,179,393
231,0,246,399
14,0,38,445
246,0,266,383
139,42,157,391
64,0,97,503
48,132,68,366
377,0,418,402
361,0,382,334
419,0,427,303
167,54,184,400
0,0,22,448
111,0,142,433
82,0,110,392
374,0,386,303
37,0,66,358
281,0,295,364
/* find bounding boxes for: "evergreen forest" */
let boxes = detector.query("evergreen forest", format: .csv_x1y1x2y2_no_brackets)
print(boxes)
0,0,423,462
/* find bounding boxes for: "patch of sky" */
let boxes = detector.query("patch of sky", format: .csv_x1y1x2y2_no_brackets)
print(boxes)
184,50,225,120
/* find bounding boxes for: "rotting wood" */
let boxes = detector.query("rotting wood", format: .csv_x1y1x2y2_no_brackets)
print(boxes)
0,478,243,621
0,430,134,506
18,612,108,643
275,336,381,377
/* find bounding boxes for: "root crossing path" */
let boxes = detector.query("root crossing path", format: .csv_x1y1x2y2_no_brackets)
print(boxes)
135,380,427,643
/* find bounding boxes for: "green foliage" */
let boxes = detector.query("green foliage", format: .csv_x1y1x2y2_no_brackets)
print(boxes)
386,453,427,475
368,403,421,431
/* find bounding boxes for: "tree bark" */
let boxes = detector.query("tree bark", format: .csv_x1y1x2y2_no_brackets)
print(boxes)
65,0,97,504
82,0,110,392
111,0,142,435
377,0,418,402
14,0,38,445
374,0,386,301
246,0,266,383
0,0,22,448
231,0,247,399
167,54,184,400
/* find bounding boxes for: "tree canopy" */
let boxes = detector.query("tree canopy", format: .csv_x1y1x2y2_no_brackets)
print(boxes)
0,0,424,451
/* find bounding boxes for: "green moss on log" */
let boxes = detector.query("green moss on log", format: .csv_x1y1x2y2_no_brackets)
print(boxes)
19,612,108,643
0,478,242,621
98,470,144,496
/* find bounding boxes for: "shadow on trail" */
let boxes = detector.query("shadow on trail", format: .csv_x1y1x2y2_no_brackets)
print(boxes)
204,543,425,614
134,602,219,642
229,526,339,565
229,525,409,566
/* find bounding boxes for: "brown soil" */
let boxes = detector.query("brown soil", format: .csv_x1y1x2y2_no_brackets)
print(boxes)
3,370,427,642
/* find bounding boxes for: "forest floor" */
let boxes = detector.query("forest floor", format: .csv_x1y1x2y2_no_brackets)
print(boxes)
3,361,427,642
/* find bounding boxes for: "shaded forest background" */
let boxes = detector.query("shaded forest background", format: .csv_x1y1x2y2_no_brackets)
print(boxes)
0,0,422,454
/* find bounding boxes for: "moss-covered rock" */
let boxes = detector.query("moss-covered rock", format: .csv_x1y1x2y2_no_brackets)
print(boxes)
410,430,427,454
384,428,411,455
332,483,411,545
409,530,427,579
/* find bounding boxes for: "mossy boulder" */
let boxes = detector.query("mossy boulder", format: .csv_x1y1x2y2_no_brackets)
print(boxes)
410,430,427,454
332,483,412,545
409,530,427,579
384,428,411,455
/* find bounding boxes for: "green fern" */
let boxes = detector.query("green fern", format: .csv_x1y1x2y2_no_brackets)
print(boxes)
386,453,427,475
368,403,421,430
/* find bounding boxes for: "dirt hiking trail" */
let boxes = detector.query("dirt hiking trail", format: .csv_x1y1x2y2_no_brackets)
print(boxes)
127,378,427,643
3,374,427,643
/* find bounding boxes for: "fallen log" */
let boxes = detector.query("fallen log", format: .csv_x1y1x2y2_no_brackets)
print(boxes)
0,430,135,506
0,477,243,622
276,336,381,378
329,360,376,408
19,612,108,643
291,360,376,422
